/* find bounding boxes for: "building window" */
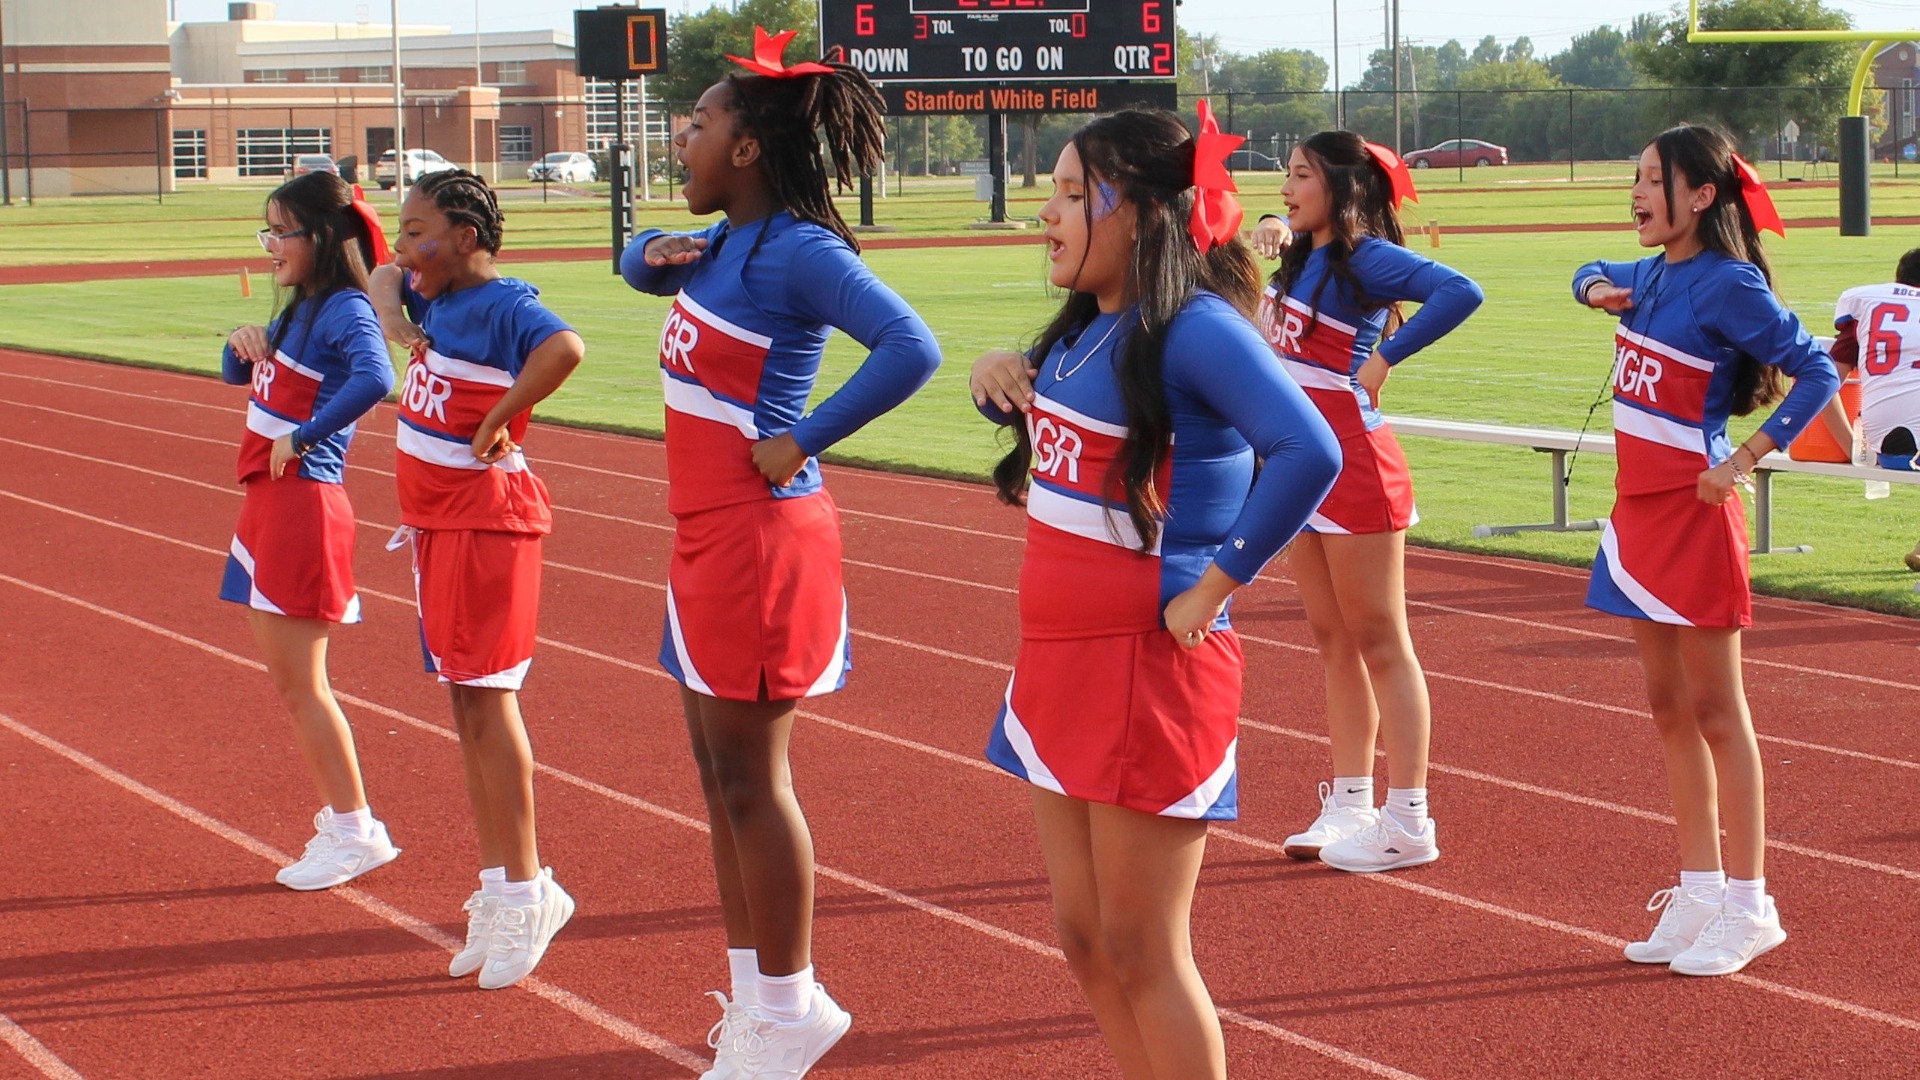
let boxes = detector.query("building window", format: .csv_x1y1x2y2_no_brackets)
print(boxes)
357,65,392,83
237,127,333,178
584,78,669,151
500,125,534,162
496,60,527,84
252,69,289,84
306,68,340,83
173,129,208,179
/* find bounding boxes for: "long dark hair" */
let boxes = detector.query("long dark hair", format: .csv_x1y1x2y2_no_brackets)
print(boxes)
1648,124,1785,416
266,172,379,353
411,168,506,255
723,63,886,251
1272,130,1405,338
993,108,1261,553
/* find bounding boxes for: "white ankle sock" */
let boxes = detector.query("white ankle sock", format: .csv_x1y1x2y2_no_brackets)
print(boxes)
1384,788,1429,830
727,948,760,1007
1724,876,1766,916
330,807,373,839
1331,777,1373,810
757,965,815,1021
1678,869,1725,897
498,875,543,906
479,866,507,897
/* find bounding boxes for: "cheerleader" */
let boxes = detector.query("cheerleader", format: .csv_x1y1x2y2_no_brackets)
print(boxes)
972,105,1339,1078
1255,132,1483,872
1574,124,1837,975
620,29,940,1079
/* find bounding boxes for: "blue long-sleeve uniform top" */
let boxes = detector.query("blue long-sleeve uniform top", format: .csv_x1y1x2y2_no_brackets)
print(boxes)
221,289,394,484
983,293,1341,636
1262,238,1483,438
623,213,942,515
1573,250,1839,494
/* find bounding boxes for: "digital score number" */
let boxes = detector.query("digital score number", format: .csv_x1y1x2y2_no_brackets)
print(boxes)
823,1,1176,84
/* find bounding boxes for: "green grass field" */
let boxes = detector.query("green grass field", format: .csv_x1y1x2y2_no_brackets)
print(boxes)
2,178,1916,615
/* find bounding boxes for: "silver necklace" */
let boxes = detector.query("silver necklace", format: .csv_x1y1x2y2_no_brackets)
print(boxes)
1055,316,1122,381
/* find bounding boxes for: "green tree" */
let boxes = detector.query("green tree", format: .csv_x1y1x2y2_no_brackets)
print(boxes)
1470,36,1504,67
653,0,819,106
1504,37,1535,65
1549,26,1638,88
1632,0,1858,149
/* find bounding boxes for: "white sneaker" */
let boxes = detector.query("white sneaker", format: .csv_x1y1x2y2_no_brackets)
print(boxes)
1623,886,1723,964
1318,813,1439,872
700,991,753,1080
448,890,502,978
1669,898,1787,976
1282,782,1380,860
728,985,852,1080
275,809,400,891
477,869,575,990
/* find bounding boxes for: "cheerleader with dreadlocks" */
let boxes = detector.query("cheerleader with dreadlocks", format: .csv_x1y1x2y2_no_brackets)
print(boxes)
369,168,587,990
620,29,939,1078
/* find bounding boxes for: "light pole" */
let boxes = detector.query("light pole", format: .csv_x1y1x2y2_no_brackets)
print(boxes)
391,0,405,206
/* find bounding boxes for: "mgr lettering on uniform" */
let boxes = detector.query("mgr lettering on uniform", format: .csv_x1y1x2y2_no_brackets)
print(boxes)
1029,414,1084,484
660,308,700,375
1269,306,1306,355
1615,343,1662,403
402,362,454,423
251,360,276,401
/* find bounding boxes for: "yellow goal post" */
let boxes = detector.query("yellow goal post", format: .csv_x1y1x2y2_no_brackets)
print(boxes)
1685,0,1920,114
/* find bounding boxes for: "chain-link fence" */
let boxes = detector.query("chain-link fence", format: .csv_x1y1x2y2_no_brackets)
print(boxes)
6,85,1920,201
875,86,1920,183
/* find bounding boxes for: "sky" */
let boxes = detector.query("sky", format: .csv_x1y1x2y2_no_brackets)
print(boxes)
170,1,1920,89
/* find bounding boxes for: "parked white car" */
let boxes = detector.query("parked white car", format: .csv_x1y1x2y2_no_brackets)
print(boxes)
529,151,596,184
372,148,457,189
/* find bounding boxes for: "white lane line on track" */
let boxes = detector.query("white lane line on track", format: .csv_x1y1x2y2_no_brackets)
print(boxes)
11,462,1920,809
2,361,1002,499
9,432,1912,779
11,356,1920,628
16,367,1913,640
21,481,1920,886
8,573,1917,1048
1403,544,1920,629
0,574,1418,1079
0,1013,83,1080
0,706,709,1074
1211,827,1920,1035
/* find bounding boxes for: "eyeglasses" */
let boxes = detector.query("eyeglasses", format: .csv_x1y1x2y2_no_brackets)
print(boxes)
256,228,310,251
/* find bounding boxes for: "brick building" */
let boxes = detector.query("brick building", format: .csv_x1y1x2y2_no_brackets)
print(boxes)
0,0,664,197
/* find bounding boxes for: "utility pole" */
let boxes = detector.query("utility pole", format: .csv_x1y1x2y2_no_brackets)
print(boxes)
1390,0,1401,151
1330,0,1341,128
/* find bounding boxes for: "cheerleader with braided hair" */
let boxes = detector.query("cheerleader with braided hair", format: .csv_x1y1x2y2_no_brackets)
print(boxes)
370,167,587,990
621,28,939,1079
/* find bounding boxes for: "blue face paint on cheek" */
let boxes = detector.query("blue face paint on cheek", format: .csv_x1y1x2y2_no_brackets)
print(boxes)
1094,182,1119,220
419,240,440,258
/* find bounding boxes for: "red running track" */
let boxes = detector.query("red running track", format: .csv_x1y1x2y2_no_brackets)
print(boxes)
0,347,1917,1079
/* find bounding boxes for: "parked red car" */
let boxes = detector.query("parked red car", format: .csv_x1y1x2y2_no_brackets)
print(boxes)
1403,139,1509,168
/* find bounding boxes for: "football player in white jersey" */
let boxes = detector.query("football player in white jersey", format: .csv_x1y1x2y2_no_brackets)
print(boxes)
1827,248,1920,570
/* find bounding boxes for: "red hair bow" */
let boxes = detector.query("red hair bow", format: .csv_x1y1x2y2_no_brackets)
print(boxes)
348,183,390,265
1362,142,1418,210
1189,99,1246,253
1730,153,1785,236
727,26,833,79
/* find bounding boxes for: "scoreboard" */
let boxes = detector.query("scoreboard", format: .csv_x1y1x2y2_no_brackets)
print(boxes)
820,1,1178,115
